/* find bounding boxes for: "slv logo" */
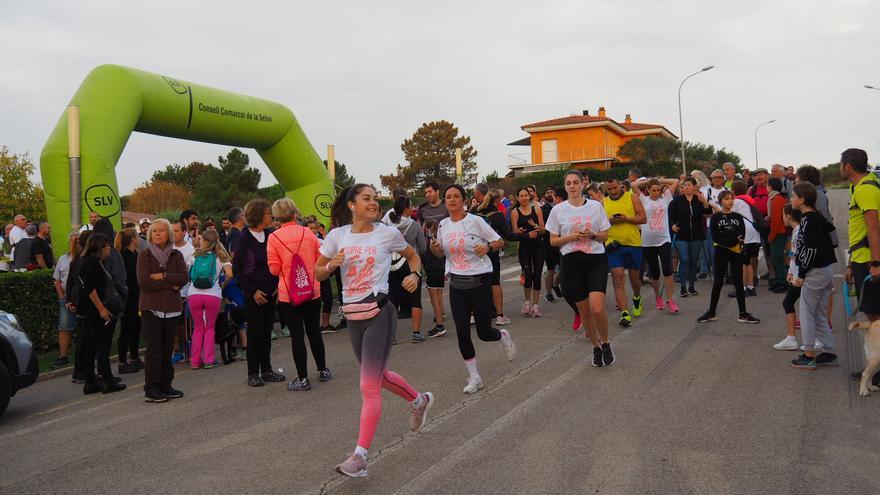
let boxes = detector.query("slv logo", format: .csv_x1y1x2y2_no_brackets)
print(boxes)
314,194,333,218
84,184,121,218
162,75,195,129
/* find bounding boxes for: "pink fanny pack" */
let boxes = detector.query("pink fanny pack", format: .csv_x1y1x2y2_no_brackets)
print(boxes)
342,297,387,321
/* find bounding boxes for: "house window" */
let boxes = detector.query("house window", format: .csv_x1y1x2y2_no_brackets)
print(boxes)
541,139,558,163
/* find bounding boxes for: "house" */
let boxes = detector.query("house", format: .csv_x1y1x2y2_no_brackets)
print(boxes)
507,107,677,176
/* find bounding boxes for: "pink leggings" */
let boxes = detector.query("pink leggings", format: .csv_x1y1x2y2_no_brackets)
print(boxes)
348,303,419,449
188,294,221,367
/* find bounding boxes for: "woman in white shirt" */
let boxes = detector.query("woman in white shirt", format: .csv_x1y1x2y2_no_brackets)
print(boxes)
186,228,232,369
634,178,680,314
316,184,433,479
546,170,613,367
429,184,517,395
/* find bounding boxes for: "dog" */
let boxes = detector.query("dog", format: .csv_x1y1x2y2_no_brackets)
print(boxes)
216,305,245,365
849,320,880,396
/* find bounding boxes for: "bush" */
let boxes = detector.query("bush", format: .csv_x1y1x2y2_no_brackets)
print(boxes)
0,269,59,350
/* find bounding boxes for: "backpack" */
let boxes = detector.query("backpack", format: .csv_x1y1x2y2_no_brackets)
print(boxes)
189,252,217,289
272,229,315,306
746,203,768,234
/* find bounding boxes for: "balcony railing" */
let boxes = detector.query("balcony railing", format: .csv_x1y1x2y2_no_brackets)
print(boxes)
507,146,618,168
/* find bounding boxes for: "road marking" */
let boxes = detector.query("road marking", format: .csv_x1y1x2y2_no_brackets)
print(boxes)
394,360,585,494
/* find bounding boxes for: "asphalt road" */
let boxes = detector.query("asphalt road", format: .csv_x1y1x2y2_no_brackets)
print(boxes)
2,189,877,495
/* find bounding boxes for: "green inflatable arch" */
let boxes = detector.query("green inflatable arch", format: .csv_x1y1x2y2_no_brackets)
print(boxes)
40,64,334,252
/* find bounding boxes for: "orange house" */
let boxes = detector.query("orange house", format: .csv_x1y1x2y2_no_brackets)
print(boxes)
507,107,677,176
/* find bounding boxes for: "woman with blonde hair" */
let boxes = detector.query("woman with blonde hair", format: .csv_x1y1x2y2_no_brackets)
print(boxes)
691,169,710,190
187,228,233,369
268,197,330,391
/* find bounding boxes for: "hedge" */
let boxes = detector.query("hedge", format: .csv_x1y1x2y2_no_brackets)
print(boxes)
0,269,58,350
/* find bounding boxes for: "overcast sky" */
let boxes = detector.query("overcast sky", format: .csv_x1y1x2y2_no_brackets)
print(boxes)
2,0,878,195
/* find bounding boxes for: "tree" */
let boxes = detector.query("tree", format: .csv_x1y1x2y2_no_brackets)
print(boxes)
617,137,742,177
0,146,46,222
483,170,501,184
381,120,478,193
126,181,192,213
151,161,213,191
191,149,261,215
324,160,356,190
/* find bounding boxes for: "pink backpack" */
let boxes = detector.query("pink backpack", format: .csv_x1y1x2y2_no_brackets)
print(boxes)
273,229,315,306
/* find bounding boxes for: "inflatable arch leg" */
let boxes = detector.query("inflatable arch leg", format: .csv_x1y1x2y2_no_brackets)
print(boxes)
40,64,334,252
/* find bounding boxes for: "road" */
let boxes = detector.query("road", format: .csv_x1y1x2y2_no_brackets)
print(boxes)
1,189,877,495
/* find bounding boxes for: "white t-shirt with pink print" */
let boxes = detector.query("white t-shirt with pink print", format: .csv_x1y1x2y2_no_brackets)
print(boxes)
545,200,611,256
639,190,673,247
435,214,501,276
320,224,408,304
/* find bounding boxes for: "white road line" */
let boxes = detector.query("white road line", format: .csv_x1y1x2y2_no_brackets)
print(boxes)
393,360,585,494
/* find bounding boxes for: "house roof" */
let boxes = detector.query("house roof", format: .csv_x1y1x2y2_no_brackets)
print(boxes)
520,114,676,139
522,115,608,129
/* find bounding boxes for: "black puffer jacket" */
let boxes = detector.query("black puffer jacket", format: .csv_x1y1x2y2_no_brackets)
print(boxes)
668,195,708,241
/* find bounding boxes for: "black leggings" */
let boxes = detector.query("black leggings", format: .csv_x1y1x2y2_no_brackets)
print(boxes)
709,247,746,314
518,245,545,291
82,318,114,384
449,273,502,360
783,285,801,314
320,279,333,316
118,312,141,363
279,299,326,379
245,296,277,376
643,243,673,280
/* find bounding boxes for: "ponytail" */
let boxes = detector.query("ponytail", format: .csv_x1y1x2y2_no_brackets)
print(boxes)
389,195,410,224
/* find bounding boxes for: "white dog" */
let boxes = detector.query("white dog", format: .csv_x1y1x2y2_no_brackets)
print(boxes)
849,320,880,396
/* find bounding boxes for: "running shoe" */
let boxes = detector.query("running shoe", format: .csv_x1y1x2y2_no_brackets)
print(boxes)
500,329,516,361
412,332,426,343
496,315,512,325
800,340,825,352
144,390,169,402
203,362,217,369
601,342,615,367
791,354,817,370
687,287,699,296
521,301,532,316
530,304,542,318
746,288,758,297
592,347,604,367
171,352,185,365
697,311,717,323
680,287,688,298
815,353,839,367
572,313,581,331
772,335,799,351
463,376,483,394
247,375,265,387
262,370,287,382
545,293,557,303
409,392,434,432
117,361,138,374
618,310,632,328
427,325,447,338
161,387,184,399
655,297,664,311
632,296,642,317
336,453,368,478
319,369,332,382
287,377,311,391
553,285,563,298
737,312,760,324
320,325,337,334
51,356,69,369
666,300,680,314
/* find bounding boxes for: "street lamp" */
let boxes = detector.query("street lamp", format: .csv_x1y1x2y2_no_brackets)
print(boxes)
678,65,714,176
754,119,776,170
866,84,880,91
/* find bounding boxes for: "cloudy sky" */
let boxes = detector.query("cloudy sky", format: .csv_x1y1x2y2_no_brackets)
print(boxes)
2,0,878,195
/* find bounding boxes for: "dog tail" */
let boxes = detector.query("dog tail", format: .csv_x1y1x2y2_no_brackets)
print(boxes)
849,321,871,331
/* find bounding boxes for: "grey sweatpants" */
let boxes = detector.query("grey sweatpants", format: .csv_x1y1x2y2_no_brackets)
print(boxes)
799,265,834,353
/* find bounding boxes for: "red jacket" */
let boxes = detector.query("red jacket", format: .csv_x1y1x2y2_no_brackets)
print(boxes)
767,194,788,241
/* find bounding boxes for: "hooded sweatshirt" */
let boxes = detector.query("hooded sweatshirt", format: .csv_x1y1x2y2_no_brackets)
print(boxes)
795,210,837,279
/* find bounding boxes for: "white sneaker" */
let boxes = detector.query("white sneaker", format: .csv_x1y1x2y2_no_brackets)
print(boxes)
463,376,483,394
772,335,799,351
335,453,368,478
799,340,824,352
530,304,542,318
521,301,532,316
500,329,516,361
496,315,512,325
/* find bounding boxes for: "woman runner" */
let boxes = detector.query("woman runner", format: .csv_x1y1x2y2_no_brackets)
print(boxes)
317,184,434,479
633,177,680,313
511,187,546,317
546,170,614,367
430,185,517,394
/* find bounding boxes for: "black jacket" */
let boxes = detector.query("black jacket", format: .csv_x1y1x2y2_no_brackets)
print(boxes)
669,195,708,241
231,228,278,299
122,248,140,315
796,210,837,279
710,212,746,250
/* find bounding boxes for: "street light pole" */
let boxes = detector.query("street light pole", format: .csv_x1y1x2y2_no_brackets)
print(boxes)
678,65,714,176
754,119,776,170
865,84,880,91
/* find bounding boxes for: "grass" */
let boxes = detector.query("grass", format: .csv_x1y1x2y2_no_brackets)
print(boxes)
37,329,145,374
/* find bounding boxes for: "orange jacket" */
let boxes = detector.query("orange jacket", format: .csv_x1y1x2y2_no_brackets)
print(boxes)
267,222,321,303
768,194,788,241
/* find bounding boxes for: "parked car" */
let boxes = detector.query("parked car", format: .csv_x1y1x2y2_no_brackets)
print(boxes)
0,310,39,416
